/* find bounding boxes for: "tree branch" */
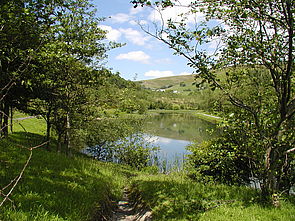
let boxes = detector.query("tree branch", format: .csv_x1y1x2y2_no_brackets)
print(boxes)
0,141,48,207
285,147,295,154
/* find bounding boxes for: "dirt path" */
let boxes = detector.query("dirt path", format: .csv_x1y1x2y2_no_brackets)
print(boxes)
112,189,152,221
13,115,41,121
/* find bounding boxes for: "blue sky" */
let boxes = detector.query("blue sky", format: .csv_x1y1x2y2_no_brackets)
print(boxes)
92,0,196,81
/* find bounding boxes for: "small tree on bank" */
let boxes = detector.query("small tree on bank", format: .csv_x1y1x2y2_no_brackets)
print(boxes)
131,0,295,200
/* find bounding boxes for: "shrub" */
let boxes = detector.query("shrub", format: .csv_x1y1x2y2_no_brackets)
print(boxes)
186,140,252,185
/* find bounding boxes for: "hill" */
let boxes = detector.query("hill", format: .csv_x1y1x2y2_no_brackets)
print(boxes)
137,75,198,94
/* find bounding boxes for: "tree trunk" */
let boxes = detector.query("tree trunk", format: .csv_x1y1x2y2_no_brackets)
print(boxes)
46,120,51,151
263,141,287,207
10,106,13,133
2,99,9,137
66,112,71,156
57,132,62,153
0,101,3,137
45,107,52,150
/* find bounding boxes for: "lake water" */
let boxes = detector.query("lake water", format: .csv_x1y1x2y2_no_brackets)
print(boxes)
142,112,217,170
84,112,217,171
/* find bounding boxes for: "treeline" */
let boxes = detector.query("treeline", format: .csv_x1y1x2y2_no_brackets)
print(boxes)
0,0,139,153
127,86,221,112
0,0,207,156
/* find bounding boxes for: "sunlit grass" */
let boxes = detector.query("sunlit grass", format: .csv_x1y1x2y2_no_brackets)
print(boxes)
2,112,295,220
13,116,47,135
0,114,133,220
131,173,295,221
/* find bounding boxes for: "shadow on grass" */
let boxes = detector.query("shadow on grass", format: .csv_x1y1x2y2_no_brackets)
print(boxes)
0,132,124,220
133,177,278,221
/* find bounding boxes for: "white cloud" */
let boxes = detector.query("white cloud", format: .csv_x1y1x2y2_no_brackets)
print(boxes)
110,13,131,23
157,137,173,144
129,19,148,26
109,7,146,24
119,28,150,46
144,70,174,78
155,58,172,64
99,25,121,41
148,0,204,26
144,135,158,143
130,6,144,15
116,51,151,64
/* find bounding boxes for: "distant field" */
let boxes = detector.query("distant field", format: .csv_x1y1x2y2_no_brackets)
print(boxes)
137,67,265,95
137,75,199,94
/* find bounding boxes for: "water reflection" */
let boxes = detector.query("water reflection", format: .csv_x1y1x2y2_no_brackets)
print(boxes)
84,112,218,171
143,113,217,168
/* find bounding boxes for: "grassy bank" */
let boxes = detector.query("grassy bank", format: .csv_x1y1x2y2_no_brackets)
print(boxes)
1,113,295,220
0,116,134,221
99,109,223,124
192,111,222,124
131,173,295,221
147,109,222,124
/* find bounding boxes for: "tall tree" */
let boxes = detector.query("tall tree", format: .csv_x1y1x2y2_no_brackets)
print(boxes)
1,0,112,151
0,0,41,136
36,0,109,153
131,0,295,199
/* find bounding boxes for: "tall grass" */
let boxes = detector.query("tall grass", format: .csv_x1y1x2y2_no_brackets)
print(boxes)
131,173,295,221
0,116,133,220
2,112,295,220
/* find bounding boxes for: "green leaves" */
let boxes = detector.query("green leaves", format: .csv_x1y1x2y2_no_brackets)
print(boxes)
132,0,295,195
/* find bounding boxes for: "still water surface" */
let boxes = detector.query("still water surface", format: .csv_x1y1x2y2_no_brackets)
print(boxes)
143,112,217,163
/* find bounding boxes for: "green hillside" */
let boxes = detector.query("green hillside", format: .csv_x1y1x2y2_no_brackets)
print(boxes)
137,75,198,94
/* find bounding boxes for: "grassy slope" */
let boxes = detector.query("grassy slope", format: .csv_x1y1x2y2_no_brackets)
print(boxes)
1,113,295,220
136,67,232,95
0,116,132,220
137,75,198,94
131,173,295,221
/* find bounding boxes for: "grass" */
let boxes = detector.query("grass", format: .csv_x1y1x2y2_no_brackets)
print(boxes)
147,109,223,124
131,173,295,221
1,112,295,220
192,111,223,124
13,116,47,135
138,75,196,89
0,116,134,220
137,75,199,95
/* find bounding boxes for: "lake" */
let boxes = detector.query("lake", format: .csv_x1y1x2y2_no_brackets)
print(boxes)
84,111,218,171
142,112,217,170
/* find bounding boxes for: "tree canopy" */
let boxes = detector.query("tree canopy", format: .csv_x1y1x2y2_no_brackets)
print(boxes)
131,0,295,200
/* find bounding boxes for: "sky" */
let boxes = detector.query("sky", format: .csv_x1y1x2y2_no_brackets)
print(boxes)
92,0,197,81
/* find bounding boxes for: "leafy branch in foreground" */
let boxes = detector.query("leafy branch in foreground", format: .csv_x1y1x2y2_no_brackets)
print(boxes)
131,0,295,202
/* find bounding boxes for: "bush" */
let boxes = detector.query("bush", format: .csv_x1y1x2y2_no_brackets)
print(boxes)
186,140,252,185
180,82,186,87
114,133,159,170
172,104,180,110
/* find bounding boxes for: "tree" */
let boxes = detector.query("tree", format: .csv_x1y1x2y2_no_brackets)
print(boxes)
131,0,295,200
0,0,45,137
19,0,114,152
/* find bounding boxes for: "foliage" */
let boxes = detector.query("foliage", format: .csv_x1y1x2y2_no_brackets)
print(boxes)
0,0,122,155
0,117,131,220
114,133,159,170
186,139,252,185
131,0,295,198
188,67,295,188
85,117,158,170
